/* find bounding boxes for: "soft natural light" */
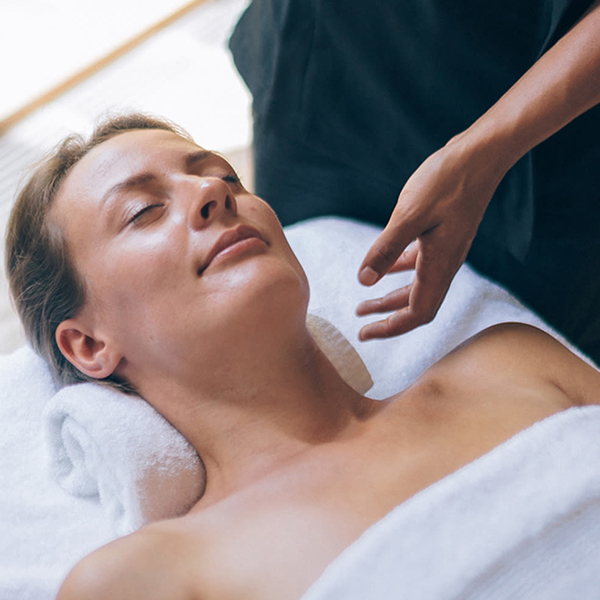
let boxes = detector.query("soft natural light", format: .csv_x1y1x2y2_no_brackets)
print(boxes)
0,0,253,353
0,0,200,123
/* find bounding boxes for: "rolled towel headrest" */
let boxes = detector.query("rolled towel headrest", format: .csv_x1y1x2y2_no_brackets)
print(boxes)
44,383,205,536
43,315,372,535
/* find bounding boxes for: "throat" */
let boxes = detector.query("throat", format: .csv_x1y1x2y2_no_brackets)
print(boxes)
191,388,380,503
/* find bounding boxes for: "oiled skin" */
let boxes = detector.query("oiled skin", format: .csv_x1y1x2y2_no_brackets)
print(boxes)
57,324,600,600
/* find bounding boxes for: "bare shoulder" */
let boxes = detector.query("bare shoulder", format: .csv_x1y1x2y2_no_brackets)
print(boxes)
440,322,600,406
56,523,195,600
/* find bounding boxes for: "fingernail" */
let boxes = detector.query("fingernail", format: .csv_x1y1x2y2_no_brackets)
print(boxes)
358,328,372,342
359,266,378,286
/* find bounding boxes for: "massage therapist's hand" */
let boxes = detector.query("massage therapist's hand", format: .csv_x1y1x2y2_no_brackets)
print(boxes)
356,135,507,340
356,0,600,341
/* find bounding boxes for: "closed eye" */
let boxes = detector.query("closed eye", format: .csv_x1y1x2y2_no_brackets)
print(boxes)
222,173,241,185
127,203,164,225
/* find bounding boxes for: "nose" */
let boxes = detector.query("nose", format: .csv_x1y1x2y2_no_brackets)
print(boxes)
186,177,238,230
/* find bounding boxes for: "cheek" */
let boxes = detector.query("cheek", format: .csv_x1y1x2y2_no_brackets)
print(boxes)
243,194,281,230
246,198,308,286
86,233,187,325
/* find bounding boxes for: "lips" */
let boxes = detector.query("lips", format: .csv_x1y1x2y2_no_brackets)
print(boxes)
198,224,266,274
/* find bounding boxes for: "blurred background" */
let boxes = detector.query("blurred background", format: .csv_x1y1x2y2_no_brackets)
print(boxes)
0,0,253,353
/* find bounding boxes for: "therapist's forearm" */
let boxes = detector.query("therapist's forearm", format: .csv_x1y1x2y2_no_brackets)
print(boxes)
454,0,600,177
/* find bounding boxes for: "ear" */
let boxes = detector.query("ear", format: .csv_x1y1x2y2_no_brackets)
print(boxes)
56,318,122,380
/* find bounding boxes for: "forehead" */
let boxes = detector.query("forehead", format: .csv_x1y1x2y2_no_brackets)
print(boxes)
59,128,203,202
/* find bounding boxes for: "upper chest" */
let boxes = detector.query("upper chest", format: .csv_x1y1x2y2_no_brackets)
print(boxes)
181,366,572,600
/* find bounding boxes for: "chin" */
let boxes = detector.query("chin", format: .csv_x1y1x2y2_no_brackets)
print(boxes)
158,265,309,386
237,253,308,316
199,253,310,351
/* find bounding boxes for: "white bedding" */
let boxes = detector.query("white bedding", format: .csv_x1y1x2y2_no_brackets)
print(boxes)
300,405,600,600
1,217,596,599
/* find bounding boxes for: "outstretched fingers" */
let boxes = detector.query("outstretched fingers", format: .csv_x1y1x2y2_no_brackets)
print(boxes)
358,223,419,286
389,240,420,273
358,310,424,341
357,229,459,341
356,284,412,317
357,285,415,341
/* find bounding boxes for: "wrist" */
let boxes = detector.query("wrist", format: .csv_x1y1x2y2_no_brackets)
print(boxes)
444,117,521,189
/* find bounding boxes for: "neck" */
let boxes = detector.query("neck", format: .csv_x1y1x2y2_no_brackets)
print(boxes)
137,324,380,500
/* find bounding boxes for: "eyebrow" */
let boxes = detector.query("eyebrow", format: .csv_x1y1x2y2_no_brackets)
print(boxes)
101,172,157,206
101,149,218,206
186,149,217,167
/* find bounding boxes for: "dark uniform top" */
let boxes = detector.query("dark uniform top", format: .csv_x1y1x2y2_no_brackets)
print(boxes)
229,0,600,362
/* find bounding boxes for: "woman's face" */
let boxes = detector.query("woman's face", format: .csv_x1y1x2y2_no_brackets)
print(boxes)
52,129,309,388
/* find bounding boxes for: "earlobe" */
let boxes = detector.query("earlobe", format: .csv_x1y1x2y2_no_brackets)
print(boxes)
56,319,121,380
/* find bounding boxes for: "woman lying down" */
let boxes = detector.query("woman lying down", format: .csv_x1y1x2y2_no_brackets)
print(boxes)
6,114,600,600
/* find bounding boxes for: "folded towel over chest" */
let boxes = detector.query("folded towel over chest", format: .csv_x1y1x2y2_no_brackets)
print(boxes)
301,406,600,600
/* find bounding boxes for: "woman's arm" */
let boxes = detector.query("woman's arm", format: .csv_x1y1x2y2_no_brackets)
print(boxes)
357,0,600,340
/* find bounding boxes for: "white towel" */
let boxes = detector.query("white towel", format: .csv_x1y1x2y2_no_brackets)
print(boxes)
44,383,206,536
301,406,600,600
286,217,593,400
41,315,370,535
1,217,595,600
0,347,114,600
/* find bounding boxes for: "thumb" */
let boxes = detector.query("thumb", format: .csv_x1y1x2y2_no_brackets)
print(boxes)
358,219,421,286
